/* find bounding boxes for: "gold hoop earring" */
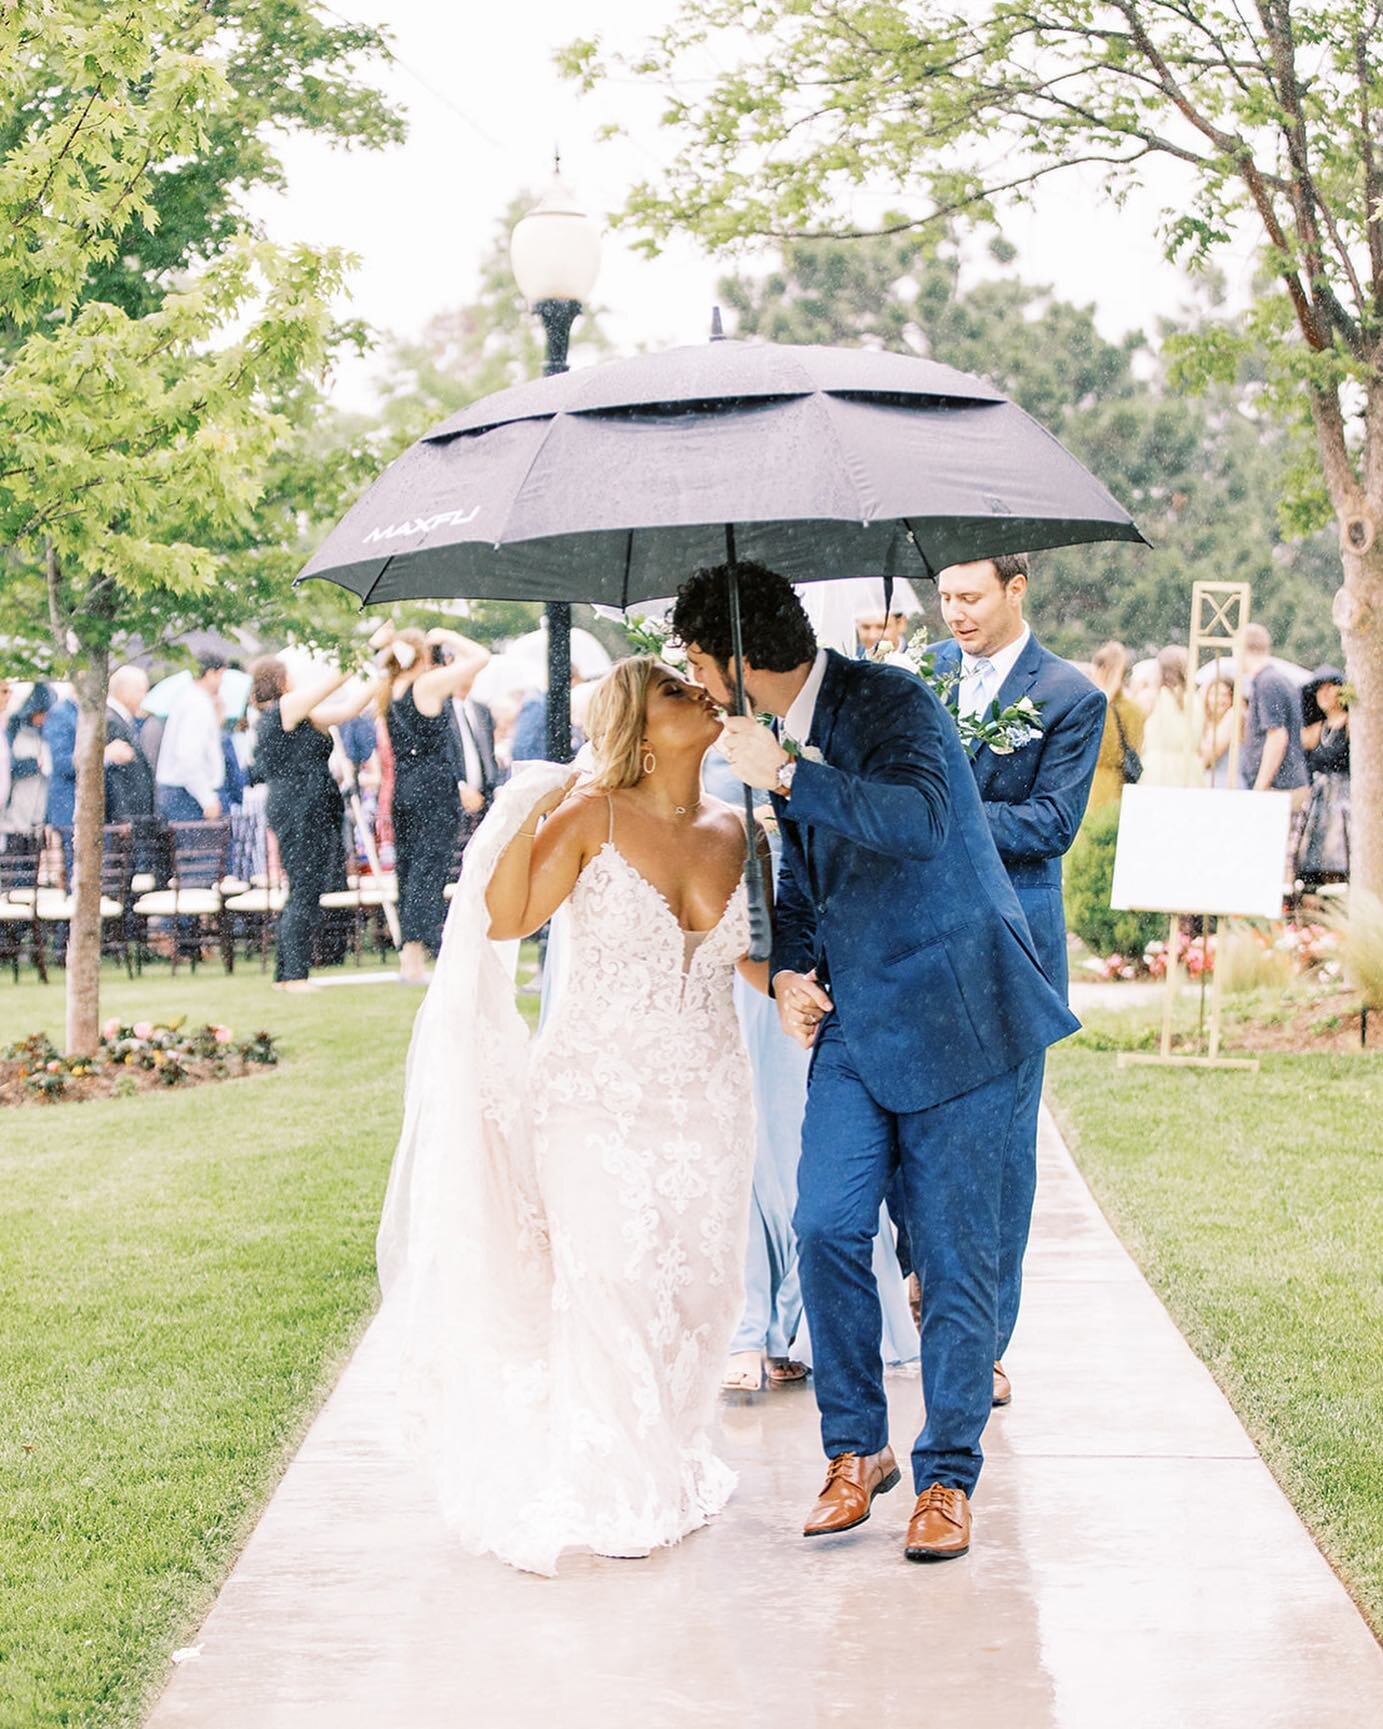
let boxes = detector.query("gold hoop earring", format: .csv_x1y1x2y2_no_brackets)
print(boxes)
642,749,656,776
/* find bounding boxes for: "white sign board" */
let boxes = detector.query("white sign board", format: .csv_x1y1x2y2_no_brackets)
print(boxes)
1110,787,1292,919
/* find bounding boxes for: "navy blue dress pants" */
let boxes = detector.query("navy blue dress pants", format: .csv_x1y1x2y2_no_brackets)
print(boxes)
794,1016,1020,1496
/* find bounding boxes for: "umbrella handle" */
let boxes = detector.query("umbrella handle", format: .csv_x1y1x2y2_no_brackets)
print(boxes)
740,804,772,962
725,537,772,963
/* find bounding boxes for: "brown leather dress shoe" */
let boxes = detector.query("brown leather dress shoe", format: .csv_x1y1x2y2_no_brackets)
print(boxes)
992,1360,1012,1407
904,1483,971,1562
803,1446,901,1537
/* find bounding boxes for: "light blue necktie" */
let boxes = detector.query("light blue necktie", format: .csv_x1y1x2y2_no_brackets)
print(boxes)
963,655,998,719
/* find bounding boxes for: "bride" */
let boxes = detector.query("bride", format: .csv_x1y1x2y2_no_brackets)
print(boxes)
376,656,769,1575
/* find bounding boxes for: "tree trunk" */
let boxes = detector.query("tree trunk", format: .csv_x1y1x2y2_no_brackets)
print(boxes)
1332,513,1383,902
65,652,110,1058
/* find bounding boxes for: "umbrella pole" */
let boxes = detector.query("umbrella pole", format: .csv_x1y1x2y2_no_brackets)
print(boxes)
724,528,772,962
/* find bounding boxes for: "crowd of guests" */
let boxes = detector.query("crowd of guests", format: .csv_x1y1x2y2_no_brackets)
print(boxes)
1081,622,1352,886
0,606,1355,986
0,621,533,987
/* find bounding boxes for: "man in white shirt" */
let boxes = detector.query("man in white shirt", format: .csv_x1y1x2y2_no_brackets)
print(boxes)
155,655,226,821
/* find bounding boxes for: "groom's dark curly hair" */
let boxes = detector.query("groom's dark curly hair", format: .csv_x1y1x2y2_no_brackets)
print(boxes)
670,560,817,673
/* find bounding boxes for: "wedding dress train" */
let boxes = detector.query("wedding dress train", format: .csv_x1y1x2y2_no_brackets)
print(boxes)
377,766,755,1575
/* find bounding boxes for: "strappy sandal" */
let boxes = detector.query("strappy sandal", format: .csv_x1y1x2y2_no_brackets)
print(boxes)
721,1350,764,1392
766,1357,810,1388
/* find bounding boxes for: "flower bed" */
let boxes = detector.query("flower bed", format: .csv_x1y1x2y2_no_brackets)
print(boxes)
1,1020,279,1107
1081,920,1342,983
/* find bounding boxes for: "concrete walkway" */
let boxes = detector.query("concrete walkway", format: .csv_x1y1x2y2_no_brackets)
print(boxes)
145,1109,1383,1729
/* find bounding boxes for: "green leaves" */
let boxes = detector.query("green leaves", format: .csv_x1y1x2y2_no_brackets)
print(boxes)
0,5,392,671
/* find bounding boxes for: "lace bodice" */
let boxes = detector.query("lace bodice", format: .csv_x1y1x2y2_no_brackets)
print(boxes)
540,842,749,1041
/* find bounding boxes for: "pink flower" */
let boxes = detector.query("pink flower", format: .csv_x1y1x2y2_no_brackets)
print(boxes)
133,1021,153,1041
102,1018,121,1041
213,1025,233,1045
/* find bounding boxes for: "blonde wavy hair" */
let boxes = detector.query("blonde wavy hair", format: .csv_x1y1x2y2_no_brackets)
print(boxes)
584,656,660,790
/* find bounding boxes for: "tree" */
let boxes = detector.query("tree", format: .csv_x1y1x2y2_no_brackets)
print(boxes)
0,4,388,1054
565,2,1383,895
1,0,402,327
718,229,1340,661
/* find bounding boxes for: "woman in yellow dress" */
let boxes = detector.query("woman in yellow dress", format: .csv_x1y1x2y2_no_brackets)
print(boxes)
1086,641,1146,816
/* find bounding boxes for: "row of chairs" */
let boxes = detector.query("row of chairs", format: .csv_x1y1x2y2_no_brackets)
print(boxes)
0,817,405,981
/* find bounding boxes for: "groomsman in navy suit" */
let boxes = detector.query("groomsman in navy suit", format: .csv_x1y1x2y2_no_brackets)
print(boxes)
676,562,1079,1564
929,553,1104,1407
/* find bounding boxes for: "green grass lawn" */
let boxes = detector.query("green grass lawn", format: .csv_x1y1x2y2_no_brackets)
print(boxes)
1049,1000,1383,1639
0,963,422,1729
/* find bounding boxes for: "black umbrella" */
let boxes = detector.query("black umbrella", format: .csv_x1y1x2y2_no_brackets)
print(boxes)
299,335,1147,956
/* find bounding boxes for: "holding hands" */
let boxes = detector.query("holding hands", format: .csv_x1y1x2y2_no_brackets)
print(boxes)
773,967,833,1049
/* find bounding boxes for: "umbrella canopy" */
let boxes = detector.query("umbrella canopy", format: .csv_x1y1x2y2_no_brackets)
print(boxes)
144,667,251,720
297,338,1146,610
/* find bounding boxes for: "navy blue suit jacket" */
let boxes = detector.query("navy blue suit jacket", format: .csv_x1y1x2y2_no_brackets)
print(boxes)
770,650,1078,1116
931,634,1104,994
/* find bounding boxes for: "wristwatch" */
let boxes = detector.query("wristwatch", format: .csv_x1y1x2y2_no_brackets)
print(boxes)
775,758,798,797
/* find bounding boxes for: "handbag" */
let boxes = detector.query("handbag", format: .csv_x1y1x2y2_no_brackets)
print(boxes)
1111,701,1143,785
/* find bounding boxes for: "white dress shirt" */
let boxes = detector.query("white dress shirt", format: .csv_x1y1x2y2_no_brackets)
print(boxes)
958,625,1030,720
154,682,224,809
783,649,830,747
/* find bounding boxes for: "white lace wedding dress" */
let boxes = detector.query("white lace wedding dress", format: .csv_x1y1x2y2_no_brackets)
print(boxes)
376,764,755,1576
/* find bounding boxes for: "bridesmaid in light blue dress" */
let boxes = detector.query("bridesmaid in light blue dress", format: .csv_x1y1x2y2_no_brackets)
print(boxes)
703,748,919,1390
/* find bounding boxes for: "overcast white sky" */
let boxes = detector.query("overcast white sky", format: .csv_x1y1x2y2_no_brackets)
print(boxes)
251,2,1262,407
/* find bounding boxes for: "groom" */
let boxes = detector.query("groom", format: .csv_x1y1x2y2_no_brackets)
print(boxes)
673,562,1078,1562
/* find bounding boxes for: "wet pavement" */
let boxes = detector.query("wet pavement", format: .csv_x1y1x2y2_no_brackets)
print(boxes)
145,1108,1383,1728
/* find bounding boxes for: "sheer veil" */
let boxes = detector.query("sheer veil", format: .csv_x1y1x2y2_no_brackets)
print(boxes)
375,761,571,1554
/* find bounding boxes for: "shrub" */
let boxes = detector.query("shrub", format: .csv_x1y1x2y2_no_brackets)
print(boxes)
1064,803,1167,960
1334,890,1383,1009
1216,921,1296,996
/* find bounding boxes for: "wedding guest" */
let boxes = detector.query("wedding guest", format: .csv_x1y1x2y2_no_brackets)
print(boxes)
380,625,490,983
0,678,12,823
249,630,393,991
854,604,909,658
1296,665,1350,885
1085,641,1144,817
1199,673,1238,786
702,749,810,1393
104,666,155,822
44,685,79,836
511,671,590,763
3,682,54,831
1238,624,1309,801
155,655,227,820
1139,645,1198,785
448,687,501,849
929,553,1104,1407
1126,656,1159,717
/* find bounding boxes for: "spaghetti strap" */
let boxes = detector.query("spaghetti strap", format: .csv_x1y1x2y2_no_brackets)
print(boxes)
607,794,616,845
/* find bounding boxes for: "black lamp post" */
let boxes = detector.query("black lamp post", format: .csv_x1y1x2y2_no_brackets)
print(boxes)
509,172,602,762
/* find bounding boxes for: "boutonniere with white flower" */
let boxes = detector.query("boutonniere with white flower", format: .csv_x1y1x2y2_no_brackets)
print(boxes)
872,626,1046,757
782,737,824,764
